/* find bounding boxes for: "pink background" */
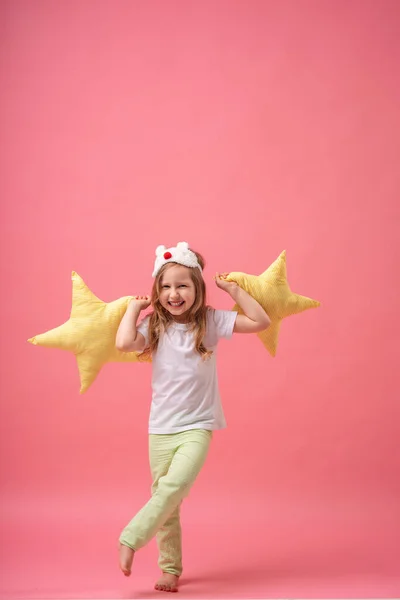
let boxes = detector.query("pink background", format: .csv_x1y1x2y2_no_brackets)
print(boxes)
1,0,399,598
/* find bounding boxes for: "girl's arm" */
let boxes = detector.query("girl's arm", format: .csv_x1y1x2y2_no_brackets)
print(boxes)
115,296,150,352
215,273,271,333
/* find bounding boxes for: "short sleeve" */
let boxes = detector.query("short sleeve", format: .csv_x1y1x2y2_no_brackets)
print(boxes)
207,308,237,342
136,315,150,345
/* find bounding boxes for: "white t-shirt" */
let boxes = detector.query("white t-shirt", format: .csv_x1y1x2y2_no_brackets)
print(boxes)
137,308,237,434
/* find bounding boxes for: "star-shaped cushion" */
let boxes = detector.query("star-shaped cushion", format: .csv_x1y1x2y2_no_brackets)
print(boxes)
226,250,320,356
28,272,150,394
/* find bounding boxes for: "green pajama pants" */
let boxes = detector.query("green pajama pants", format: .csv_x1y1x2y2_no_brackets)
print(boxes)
119,428,212,576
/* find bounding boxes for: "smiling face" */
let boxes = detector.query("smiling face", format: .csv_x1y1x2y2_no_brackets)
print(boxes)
158,264,197,322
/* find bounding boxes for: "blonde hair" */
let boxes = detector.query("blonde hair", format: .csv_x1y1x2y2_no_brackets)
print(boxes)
139,249,212,361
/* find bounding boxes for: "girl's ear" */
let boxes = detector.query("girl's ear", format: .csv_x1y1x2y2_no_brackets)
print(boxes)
155,245,166,257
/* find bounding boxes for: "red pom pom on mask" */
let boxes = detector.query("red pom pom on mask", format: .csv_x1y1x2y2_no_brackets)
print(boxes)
164,252,172,259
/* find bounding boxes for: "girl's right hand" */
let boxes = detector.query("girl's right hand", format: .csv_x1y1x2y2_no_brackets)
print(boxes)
130,295,151,310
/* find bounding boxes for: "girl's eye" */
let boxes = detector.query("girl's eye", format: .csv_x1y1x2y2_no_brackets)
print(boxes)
162,285,170,289
179,285,187,288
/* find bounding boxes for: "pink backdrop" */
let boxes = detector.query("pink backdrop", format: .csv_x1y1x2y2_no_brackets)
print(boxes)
1,0,399,598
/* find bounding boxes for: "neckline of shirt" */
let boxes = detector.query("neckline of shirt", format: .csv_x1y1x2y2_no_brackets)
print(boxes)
169,321,190,330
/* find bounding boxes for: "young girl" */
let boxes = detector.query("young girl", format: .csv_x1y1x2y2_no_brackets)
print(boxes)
116,241,270,592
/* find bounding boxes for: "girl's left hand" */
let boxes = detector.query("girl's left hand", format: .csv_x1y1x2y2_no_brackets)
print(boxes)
214,272,237,292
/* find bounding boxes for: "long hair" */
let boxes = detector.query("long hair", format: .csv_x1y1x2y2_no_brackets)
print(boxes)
139,249,212,361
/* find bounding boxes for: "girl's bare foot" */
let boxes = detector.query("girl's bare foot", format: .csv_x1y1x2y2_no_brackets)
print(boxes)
154,572,179,592
119,543,135,576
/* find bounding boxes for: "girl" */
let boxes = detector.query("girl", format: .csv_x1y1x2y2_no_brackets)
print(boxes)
116,241,270,592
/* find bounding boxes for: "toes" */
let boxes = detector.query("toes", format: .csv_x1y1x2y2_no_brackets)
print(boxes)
155,578,178,593
155,583,165,591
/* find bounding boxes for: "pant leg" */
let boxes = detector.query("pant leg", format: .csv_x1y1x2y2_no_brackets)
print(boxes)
156,504,182,576
119,429,212,555
149,436,183,576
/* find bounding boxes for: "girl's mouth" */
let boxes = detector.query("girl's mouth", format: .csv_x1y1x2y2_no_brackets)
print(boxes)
168,301,184,307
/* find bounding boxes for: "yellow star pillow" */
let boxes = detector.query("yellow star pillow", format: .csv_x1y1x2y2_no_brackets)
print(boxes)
226,250,320,356
28,272,150,394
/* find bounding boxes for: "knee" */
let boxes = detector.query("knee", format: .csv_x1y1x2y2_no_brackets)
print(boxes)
156,477,189,505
